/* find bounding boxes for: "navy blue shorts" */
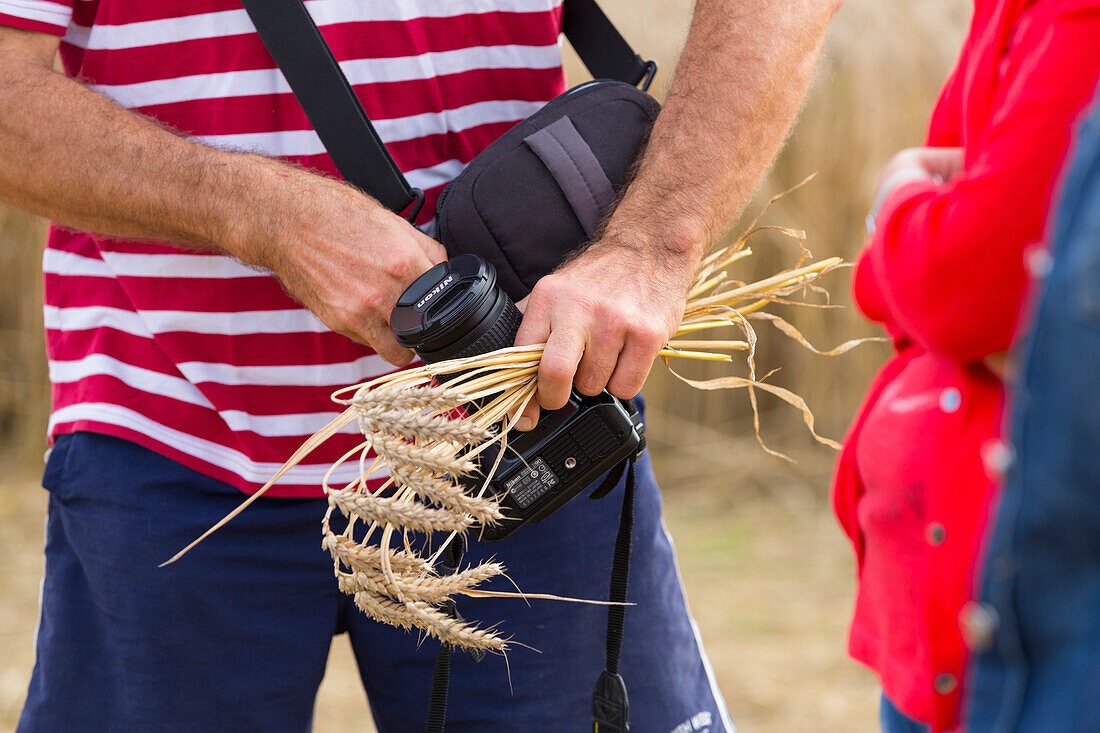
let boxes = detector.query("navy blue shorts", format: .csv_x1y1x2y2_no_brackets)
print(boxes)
18,431,733,732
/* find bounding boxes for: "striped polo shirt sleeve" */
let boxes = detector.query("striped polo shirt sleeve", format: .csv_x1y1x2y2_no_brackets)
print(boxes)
0,0,72,35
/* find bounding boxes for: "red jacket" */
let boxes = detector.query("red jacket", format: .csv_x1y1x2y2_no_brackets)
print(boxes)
832,1,1100,729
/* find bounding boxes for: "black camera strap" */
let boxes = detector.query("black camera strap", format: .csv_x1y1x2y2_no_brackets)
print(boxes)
591,456,637,733
425,535,483,733
239,0,654,222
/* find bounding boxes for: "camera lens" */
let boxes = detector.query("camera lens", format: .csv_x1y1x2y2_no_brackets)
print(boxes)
390,254,523,364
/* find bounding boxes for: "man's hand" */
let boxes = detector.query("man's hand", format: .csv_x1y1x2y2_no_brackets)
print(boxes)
236,169,446,365
513,238,692,429
265,203,445,365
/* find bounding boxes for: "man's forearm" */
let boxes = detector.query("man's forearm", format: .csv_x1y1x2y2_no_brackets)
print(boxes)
0,30,313,265
603,0,839,261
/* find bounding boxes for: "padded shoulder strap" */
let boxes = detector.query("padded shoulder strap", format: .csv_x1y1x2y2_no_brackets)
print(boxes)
240,0,423,217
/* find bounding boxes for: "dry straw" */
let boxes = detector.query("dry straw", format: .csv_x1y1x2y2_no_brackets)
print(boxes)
164,182,879,653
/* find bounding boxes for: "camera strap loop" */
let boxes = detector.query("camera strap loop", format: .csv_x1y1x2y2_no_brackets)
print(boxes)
593,456,636,733
589,454,630,501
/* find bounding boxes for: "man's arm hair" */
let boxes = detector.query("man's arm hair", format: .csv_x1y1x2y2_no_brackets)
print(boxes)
601,0,841,261
0,25,445,363
0,26,321,264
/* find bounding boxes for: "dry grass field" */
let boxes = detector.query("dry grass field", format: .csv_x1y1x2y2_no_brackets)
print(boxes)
0,0,970,730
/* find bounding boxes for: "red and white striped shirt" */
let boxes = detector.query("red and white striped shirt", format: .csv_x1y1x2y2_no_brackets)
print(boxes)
2,0,566,496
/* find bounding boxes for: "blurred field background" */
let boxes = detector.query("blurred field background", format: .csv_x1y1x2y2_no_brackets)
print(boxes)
0,1,969,730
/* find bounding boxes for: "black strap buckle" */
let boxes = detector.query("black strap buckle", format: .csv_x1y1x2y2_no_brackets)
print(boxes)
592,670,630,732
403,187,426,225
638,59,658,92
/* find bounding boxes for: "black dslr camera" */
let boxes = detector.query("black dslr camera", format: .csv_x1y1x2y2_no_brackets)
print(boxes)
390,255,646,541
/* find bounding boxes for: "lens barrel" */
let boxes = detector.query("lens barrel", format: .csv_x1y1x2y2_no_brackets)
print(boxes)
390,254,522,363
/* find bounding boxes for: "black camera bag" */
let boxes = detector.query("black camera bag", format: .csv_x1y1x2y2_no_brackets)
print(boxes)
241,0,659,301
435,81,659,299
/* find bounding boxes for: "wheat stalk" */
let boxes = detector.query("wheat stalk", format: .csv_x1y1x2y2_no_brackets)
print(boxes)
388,465,505,523
337,562,507,604
356,408,493,445
323,533,432,575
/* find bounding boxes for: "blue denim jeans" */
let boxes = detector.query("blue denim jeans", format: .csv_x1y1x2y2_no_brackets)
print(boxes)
881,694,930,733
965,90,1100,732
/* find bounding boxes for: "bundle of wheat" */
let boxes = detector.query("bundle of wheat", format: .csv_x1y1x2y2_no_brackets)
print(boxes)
165,192,876,654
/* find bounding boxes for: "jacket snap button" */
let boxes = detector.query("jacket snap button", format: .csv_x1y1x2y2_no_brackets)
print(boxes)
926,522,947,546
981,439,1015,479
939,387,962,413
934,673,958,695
959,601,999,651
1024,245,1052,279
